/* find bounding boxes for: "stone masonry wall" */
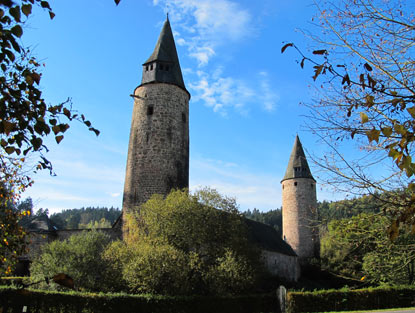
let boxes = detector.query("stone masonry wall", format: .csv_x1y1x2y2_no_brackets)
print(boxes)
262,249,300,282
122,82,190,212
282,177,317,261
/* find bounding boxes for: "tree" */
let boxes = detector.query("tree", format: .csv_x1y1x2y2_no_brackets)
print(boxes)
321,212,415,285
0,155,32,275
282,0,415,230
0,0,111,275
0,1,99,170
106,188,262,295
30,230,113,291
243,208,282,235
49,207,121,230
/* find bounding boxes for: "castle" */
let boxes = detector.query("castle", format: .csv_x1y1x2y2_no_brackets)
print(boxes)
120,17,318,279
19,17,318,282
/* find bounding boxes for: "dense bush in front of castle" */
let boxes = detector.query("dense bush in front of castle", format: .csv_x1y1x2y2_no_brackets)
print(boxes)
30,230,115,292
30,189,265,295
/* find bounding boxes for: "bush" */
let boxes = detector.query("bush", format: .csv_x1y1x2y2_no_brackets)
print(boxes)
0,286,279,313
116,189,263,296
286,285,415,313
204,249,258,295
30,230,113,292
116,242,193,295
0,276,32,287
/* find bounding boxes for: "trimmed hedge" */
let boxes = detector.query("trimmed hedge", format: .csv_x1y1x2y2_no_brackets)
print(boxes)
0,277,32,287
287,285,415,313
0,286,279,313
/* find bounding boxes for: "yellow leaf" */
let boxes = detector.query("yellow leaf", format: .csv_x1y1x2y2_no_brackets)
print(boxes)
381,127,392,137
360,112,369,123
407,107,415,118
366,129,380,143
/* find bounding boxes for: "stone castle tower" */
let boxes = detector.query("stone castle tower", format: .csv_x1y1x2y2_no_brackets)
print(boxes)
281,135,318,264
122,17,190,213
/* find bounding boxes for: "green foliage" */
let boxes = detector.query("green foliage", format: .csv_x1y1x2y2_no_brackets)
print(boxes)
321,213,382,278
0,0,98,276
362,224,415,285
30,230,113,292
105,241,193,295
49,207,120,230
286,285,415,313
0,276,32,287
0,286,278,313
79,218,112,229
111,188,262,295
204,249,257,295
243,194,383,235
317,194,383,225
321,213,415,285
243,208,282,235
0,1,98,170
283,0,415,230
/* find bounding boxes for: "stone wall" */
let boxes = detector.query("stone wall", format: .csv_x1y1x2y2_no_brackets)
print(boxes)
122,82,190,212
282,177,318,261
23,232,57,260
262,249,300,282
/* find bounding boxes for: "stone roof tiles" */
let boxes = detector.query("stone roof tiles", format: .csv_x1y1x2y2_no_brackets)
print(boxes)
281,135,315,182
142,17,186,90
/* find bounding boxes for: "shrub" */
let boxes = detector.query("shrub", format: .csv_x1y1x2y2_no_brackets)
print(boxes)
0,286,279,313
122,243,192,295
286,285,415,313
116,189,263,296
204,249,257,295
30,230,112,291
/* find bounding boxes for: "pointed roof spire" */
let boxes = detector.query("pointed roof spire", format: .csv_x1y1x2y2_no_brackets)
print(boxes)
141,18,186,90
281,135,315,182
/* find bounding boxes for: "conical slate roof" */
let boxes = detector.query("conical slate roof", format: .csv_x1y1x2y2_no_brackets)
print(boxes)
281,135,315,182
141,17,186,90
20,214,58,233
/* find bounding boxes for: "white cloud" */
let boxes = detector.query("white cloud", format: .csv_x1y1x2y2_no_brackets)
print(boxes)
154,0,253,66
191,1,251,41
190,157,282,211
153,0,281,116
189,69,280,115
189,46,215,66
22,157,124,213
259,71,279,111
190,71,252,114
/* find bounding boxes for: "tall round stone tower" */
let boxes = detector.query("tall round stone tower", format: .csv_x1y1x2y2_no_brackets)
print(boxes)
122,17,190,215
281,135,318,264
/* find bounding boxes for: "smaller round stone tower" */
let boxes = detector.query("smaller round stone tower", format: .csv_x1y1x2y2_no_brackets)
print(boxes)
281,135,318,264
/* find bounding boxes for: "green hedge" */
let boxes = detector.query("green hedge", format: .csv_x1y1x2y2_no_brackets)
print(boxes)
287,285,415,313
0,277,32,287
0,286,279,313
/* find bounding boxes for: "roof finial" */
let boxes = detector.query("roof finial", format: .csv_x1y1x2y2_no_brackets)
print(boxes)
166,12,169,21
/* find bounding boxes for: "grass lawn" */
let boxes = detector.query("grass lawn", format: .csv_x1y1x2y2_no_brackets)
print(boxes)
321,307,415,313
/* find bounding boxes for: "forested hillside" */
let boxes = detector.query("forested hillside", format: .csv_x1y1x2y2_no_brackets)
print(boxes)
23,193,383,231
243,193,415,285
243,208,282,235
49,207,121,229
242,193,384,232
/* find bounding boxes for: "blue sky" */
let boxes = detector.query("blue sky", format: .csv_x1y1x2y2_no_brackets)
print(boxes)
21,0,342,213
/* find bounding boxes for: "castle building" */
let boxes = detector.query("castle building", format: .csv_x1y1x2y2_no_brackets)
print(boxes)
19,18,319,283
281,135,319,265
122,17,190,214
